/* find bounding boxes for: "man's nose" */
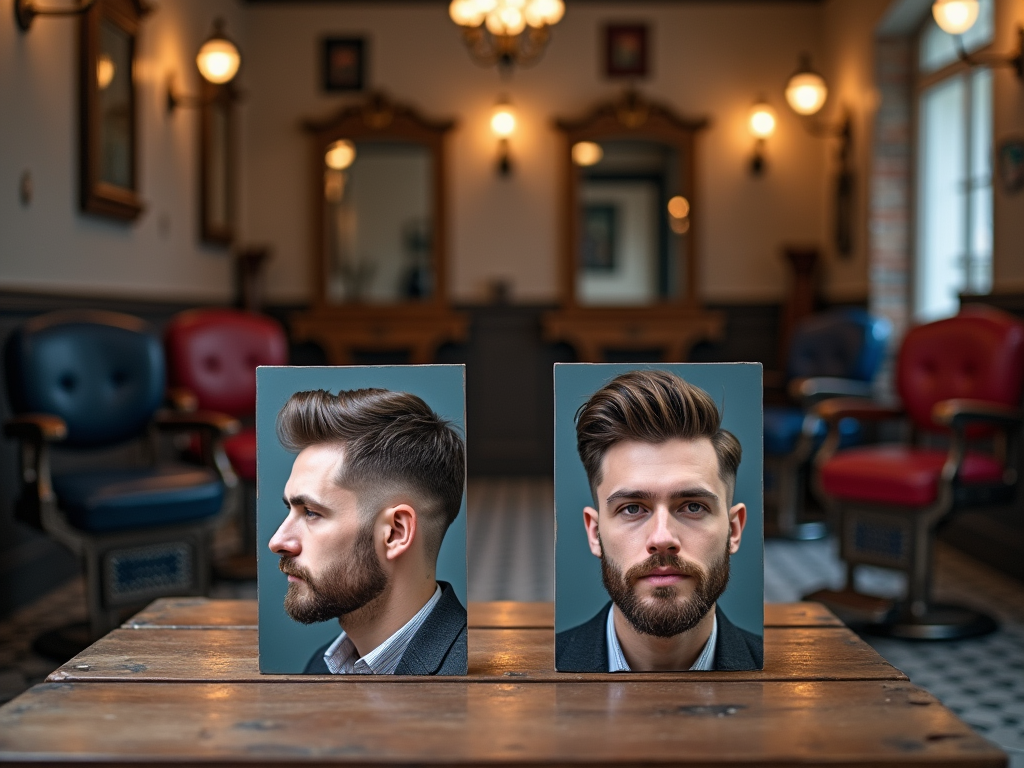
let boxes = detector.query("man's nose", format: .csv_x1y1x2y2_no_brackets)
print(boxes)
269,516,300,556
646,508,681,555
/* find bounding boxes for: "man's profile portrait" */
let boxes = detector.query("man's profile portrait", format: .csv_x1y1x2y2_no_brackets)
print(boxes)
257,366,467,675
555,364,763,672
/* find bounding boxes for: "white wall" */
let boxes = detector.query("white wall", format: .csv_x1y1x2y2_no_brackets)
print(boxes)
0,0,245,301
244,2,831,305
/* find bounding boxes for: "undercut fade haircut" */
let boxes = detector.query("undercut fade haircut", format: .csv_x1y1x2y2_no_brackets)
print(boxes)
277,389,465,559
575,370,742,503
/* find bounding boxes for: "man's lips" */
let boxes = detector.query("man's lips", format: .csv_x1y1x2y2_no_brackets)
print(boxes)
639,567,688,586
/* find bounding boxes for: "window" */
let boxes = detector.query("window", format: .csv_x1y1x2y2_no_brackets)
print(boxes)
914,1,994,322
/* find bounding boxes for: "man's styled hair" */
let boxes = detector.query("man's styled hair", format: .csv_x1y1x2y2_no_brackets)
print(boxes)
575,369,742,502
277,388,465,558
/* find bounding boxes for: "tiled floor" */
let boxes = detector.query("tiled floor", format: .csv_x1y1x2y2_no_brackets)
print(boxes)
2,476,1022,766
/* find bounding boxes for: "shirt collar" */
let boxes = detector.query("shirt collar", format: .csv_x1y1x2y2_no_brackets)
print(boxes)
606,605,718,672
323,584,443,675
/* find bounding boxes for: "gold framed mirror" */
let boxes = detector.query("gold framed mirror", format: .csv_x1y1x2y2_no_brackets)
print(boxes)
79,0,147,220
543,91,724,362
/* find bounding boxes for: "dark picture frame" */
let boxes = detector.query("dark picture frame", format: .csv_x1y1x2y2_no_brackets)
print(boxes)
604,24,648,79
322,37,366,92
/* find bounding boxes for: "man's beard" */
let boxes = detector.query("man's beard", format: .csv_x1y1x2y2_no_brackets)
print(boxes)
279,520,388,625
600,539,731,638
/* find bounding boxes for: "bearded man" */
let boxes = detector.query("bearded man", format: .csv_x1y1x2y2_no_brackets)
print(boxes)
555,369,763,672
268,388,467,675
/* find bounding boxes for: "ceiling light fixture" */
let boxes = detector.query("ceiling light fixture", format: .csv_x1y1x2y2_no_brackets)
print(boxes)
449,0,565,74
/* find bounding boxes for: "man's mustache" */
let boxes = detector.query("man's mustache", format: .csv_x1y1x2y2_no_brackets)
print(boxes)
279,556,312,582
624,553,705,586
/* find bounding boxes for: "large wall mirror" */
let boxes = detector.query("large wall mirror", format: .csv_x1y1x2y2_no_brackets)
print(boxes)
80,0,148,220
292,93,467,364
543,91,723,362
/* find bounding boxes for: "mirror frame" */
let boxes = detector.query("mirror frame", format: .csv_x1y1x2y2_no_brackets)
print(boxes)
79,0,148,221
199,80,236,246
556,90,708,308
303,92,454,309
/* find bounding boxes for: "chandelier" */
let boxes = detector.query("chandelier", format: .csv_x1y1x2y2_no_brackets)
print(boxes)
449,0,566,72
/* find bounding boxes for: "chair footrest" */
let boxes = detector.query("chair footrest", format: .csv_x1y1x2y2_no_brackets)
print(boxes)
802,588,895,625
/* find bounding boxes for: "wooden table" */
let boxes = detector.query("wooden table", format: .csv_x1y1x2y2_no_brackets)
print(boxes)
0,600,1005,766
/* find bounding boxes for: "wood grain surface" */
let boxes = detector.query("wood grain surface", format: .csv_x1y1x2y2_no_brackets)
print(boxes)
124,599,844,630
0,680,1002,766
49,626,903,683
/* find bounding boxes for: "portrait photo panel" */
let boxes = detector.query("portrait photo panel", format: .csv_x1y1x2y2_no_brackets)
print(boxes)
554,362,763,672
257,365,467,674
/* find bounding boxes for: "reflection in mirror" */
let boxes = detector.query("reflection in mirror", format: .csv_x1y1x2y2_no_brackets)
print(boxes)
576,140,687,306
324,142,433,304
98,18,132,189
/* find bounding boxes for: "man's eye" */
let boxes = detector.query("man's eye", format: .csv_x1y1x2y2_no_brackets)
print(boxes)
303,508,319,520
621,504,645,517
682,502,707,516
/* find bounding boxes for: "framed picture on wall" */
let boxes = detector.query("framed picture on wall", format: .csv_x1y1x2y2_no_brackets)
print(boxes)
604,24,648,79
323,37,366,92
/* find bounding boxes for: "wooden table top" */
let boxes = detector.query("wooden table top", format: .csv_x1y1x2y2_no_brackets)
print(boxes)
0,600,1006,767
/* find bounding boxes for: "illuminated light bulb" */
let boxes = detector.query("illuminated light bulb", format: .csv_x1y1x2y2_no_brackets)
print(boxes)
785,70,828,116
449,0,485,27
931,0,980,35
96,53,115,90
486,6,526,36
474,0,499,13
525,0,565,27
572,141,603,166
748,103,777,139
196,21,241,84
325,139,356,170
667,196,690,219
491,105,516,137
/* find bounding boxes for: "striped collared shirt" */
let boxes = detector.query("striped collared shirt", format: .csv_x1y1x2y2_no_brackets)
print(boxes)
606,605,718,672
322,585,442,675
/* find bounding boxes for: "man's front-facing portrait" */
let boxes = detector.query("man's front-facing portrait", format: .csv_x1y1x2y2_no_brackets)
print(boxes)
555,364,763,672
256,366,467,675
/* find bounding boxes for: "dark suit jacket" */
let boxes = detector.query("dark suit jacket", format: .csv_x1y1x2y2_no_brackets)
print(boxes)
555,602,763,672
303,581,468,675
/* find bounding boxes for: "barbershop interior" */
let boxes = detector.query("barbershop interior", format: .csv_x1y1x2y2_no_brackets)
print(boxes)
2,0,1024,763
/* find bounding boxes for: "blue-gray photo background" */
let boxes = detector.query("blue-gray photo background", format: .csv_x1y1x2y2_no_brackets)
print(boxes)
257,365,467,673
554,363,763,636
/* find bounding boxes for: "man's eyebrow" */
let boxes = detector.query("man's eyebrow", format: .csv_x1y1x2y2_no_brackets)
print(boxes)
605,487,720,505
283,494,325,511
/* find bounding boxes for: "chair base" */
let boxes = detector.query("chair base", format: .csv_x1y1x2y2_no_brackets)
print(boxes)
31,622,93,662
863,603,998,641
803,588,895,626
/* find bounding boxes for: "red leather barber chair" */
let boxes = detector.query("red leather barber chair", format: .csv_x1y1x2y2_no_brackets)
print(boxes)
808,307,1024,639
164,308,288,572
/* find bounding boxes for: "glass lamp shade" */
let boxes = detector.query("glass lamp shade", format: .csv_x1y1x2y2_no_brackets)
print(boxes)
525,0,565,28
491,105,516,137
667,196,690,219
572,141,603,166
449,0,486,27
325,140,357,170
486,5,527,36
196,29,241,84
931,0,980,35
785,69,828,116
748,104,777,138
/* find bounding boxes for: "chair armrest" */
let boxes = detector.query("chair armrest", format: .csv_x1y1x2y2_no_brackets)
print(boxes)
812,398,905,426
165,386,199,413
154,410,241,437
4,414,68,443
789,377,875,405
933,399,1022,429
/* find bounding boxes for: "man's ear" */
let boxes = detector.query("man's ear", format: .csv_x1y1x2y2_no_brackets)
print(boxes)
583,506,603,559
727,502,747,554
382,504,417,561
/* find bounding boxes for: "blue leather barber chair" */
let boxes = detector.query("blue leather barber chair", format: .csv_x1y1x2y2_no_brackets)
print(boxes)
764,309,891,539
4,311,240,650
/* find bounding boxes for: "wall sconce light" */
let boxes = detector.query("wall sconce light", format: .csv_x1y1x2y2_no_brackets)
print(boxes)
14,0,95,31
572,141,603,167
931,0,1023,79
667,195,690,235
784,53,854,256
490,100,517,176
449,0,565,74
167,18,242,112
747,102,776,175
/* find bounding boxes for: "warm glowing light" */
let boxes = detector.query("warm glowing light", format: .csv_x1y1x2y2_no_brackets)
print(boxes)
196,24,241,85
491,106,516,137
748,103,777,139
667,196,690,219
931,0,980,35
486,5,526,36
525,0,565,27
785,68,828,116
96,54,115,90
670,217,691,235
449,0,486,27
572,141,603,166
325,139,356,170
